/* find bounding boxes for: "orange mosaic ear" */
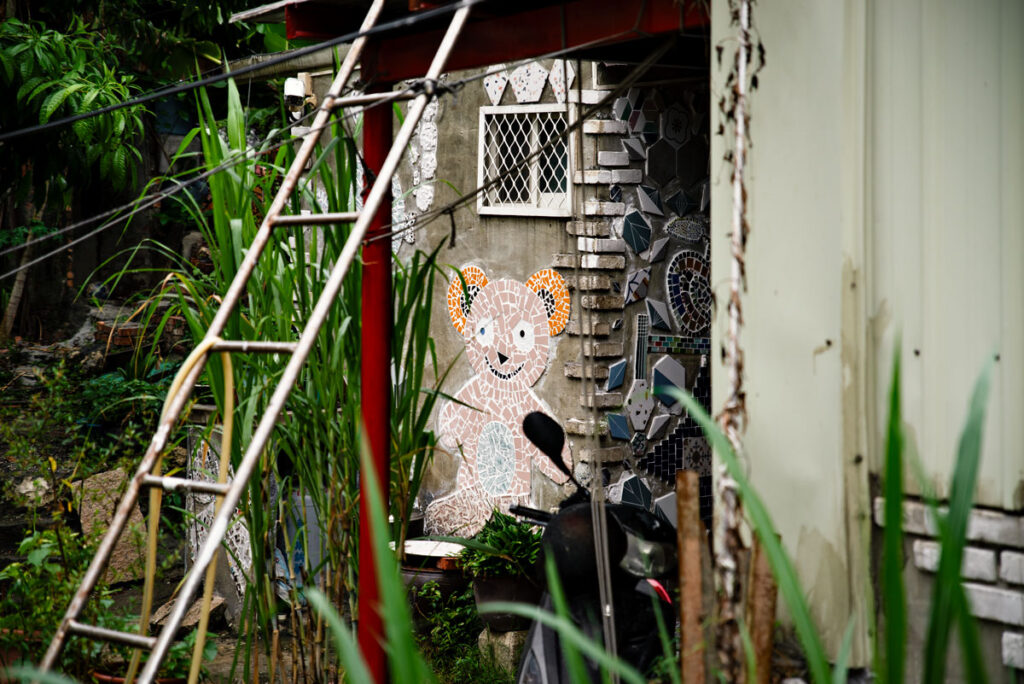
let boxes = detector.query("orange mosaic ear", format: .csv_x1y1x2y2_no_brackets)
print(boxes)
525,268,570,336
446,265,488,333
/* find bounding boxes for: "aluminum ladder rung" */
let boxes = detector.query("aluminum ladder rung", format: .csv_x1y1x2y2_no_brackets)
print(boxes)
323,90,417,109
40,0,471,678
141,475,230,496
211,340,298,353
270,212,359,227
68,621,157,650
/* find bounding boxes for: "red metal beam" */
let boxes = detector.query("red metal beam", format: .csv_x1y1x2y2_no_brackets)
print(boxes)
289,0,708,79
358,79,392,684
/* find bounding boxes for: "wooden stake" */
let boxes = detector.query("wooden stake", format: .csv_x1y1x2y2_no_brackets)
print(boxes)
677,470,706,683
746,537,778,684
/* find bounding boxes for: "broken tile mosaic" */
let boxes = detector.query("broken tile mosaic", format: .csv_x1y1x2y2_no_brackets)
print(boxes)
624,267,650,304
648,237,670,264
647,334,711,356
622,211,651,255
509,62,548,103
547,59,576,104
666,251,712,334
607,413,631,440
483,64,509,106
652,355,686,407
666,215,707,242
662,103,690,147
606,358,627,391
637,185,664,216
646,298,671,331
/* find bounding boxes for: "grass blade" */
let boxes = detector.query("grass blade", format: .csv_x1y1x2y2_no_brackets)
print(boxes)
664,386,832,684
922,357,993,683
478,600,646,684
880,348,906,684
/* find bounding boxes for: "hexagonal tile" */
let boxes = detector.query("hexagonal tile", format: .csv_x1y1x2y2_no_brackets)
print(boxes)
646,139,676,187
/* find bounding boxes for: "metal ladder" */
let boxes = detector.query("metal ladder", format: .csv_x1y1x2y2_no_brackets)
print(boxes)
38,1,471,680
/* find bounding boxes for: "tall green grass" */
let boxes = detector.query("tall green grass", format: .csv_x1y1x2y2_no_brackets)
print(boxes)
667,345,992,683
110,77,453,680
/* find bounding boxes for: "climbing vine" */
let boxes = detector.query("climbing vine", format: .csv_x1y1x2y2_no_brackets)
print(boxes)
714,0,767,679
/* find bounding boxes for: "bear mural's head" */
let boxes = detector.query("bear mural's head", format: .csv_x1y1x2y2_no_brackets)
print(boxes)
447,266,570,388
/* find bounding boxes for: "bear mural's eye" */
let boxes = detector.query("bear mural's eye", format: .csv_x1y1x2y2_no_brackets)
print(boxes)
476,317,495,347
511,320,534,353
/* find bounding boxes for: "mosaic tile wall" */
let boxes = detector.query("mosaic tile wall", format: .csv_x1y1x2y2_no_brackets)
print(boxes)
420,65,713,536
425,267,571,536
570,82,714,531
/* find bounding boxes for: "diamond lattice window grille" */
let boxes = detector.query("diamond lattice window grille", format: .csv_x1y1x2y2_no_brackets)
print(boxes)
478,105,573,217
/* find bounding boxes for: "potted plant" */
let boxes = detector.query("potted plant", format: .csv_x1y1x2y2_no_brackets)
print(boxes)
459,510,543,632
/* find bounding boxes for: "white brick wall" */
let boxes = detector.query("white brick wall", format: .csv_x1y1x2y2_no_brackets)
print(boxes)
1003,632,1024,669
964,583,1024,626
873,498,1024,549
1002,551,1024,585
911,540,997,582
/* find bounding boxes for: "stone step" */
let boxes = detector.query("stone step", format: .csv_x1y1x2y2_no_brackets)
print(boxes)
576,445,628,463
565,417,609,437
564,362,609,380
580,294,623,311
597,151,630,167
565,319,612,337
565,220,611,237
552,254,625,270
563,274,612,291
575,168,644,185
579,341,623,357
579,392,624,409
583,201,625,216
577,237,625,253
567,89,603,105
582,119,628,135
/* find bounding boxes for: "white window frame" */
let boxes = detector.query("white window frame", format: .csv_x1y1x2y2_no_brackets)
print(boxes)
477,103,576,218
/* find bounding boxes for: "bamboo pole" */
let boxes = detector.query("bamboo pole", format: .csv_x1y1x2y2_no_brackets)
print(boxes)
677,470,706,683
746,537,778,684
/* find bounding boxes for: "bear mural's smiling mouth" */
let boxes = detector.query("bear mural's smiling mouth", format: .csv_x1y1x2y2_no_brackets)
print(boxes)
485,355,524,380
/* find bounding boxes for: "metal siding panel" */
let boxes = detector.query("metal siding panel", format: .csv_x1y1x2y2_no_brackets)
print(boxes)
871,0,1018,507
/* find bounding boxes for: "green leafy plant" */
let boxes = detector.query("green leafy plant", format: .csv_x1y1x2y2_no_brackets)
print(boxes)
458,510,543,580
0,530,130,678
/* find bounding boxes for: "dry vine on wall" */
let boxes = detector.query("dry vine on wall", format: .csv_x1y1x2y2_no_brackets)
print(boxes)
714,0,766,679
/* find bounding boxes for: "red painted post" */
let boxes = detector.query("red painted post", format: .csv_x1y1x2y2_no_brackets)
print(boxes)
358,79,392,684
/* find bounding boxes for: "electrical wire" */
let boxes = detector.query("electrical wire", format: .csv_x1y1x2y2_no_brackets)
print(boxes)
0,25,679,281
0,79,424,282
0,0,484,144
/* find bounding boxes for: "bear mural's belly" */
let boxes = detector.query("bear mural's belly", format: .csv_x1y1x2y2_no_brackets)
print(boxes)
476,421,516,496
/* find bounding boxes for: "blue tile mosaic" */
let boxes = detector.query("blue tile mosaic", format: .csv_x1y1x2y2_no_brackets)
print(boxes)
607,413,631,441
622,211,651,255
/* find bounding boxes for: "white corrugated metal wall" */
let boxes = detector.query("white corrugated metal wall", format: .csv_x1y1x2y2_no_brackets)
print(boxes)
710,0,1024,664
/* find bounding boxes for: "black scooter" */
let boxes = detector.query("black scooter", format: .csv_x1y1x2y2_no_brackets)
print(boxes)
509,412,678,683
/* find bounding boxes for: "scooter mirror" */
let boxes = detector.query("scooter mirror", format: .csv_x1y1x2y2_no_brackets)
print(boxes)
523,411,570,477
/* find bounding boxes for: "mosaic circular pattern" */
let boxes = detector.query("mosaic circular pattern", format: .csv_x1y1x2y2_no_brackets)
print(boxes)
524,268,570,335
476,421,516,496
446,265,488,333
666,251,712,334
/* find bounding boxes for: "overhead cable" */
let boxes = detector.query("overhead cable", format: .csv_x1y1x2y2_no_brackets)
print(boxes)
0,0,483,144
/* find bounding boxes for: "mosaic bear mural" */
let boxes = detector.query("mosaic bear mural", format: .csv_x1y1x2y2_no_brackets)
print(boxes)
425,266,571,536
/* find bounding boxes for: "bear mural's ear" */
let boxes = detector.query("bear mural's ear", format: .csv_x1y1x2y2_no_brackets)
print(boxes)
525,268,570,336
446,265,488,333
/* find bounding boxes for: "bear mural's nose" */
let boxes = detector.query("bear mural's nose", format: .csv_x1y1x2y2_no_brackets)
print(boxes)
497,351,509,365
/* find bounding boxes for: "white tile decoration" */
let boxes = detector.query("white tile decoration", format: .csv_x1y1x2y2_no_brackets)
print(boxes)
548,60,576,104
510,62,549,103
483,64,509,106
